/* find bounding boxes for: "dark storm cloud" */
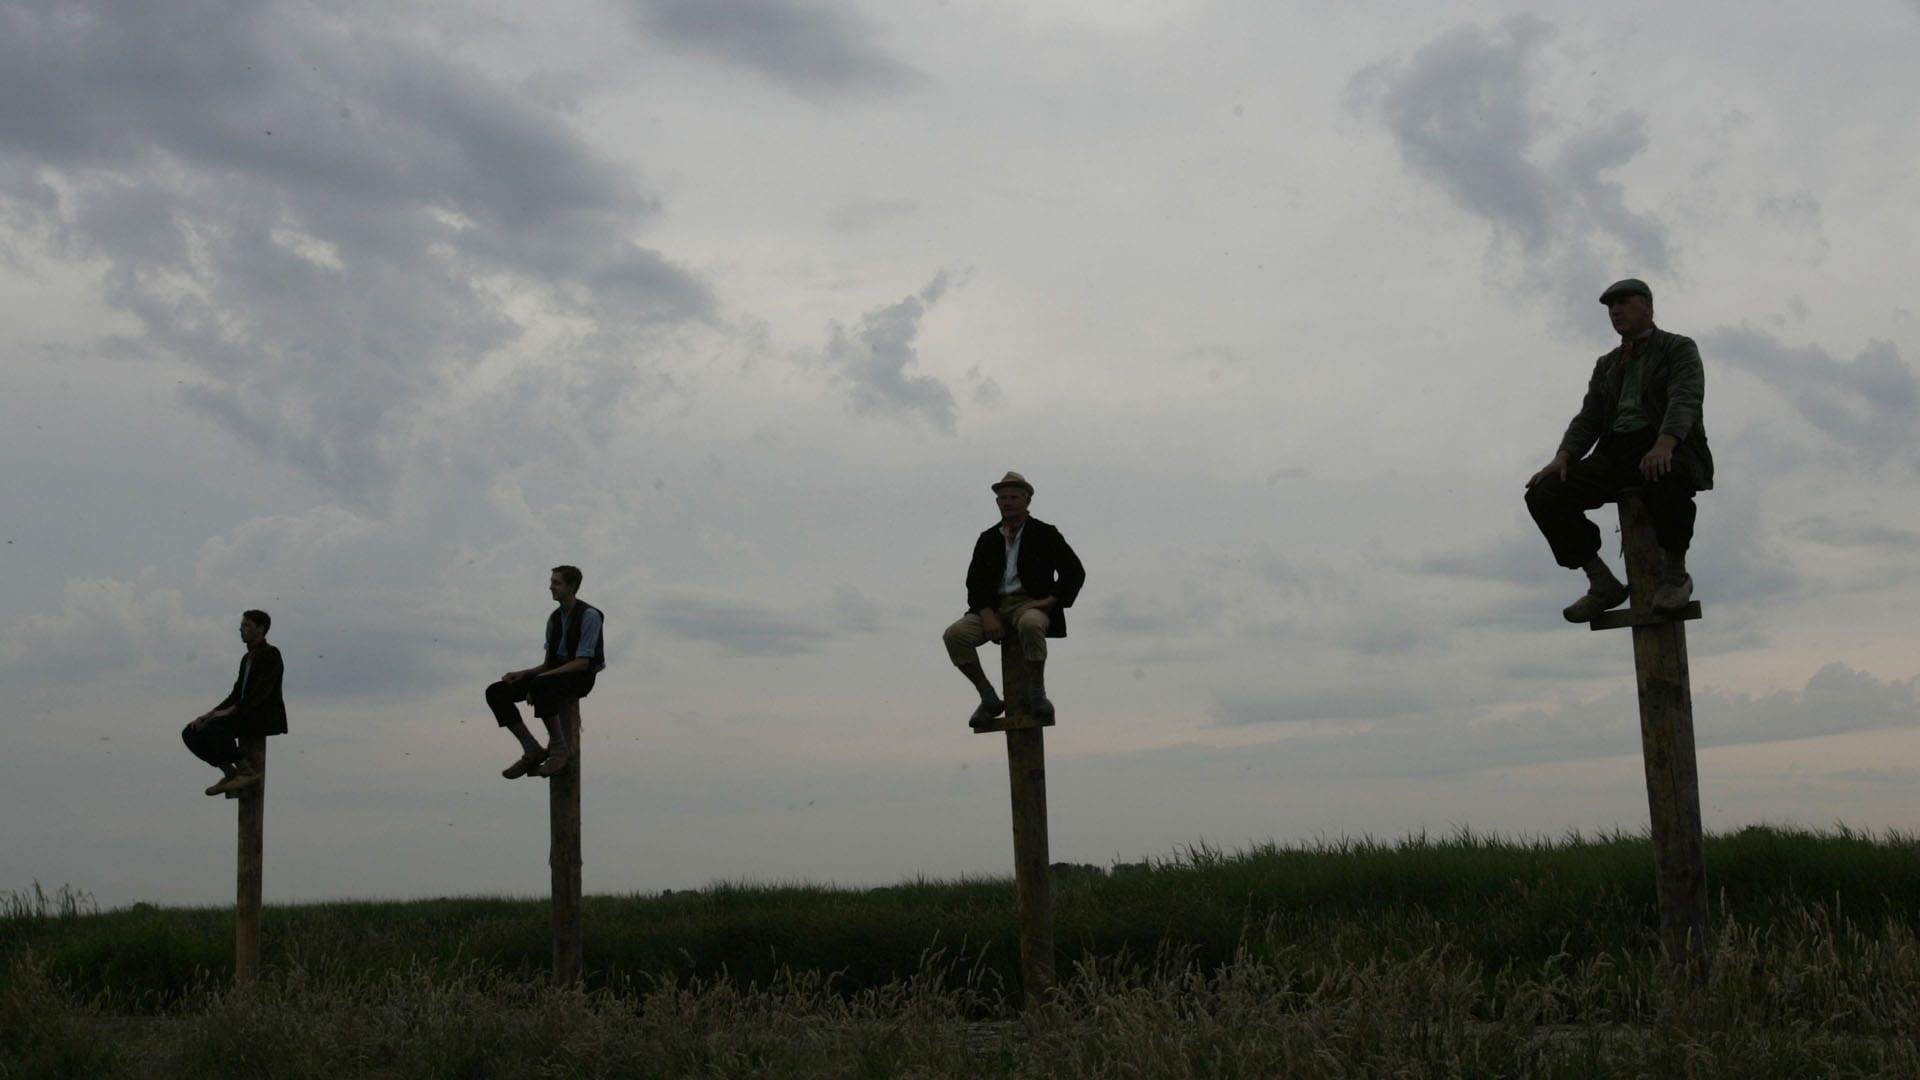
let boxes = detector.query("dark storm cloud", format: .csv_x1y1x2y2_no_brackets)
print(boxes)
634,0,922,100
0,0,711,503
820,272,960,434
1349,16,1672,327
1706,327,1918,469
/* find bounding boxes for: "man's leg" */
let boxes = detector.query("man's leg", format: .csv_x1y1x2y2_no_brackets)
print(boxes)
486,679,548,777
1526,454,1630,620
1640,474,1699,612
183,715,248,796
943,614,1004,727
1011,603,1053,720
529,672,593,775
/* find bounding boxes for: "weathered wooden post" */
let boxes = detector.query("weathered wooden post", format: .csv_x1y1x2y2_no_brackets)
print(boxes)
975,635,1055,1005
234,736,266,986
549,699,583,987
1588,489,1709,968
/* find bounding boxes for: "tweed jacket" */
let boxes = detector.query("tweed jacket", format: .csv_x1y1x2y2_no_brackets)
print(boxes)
1557,326,1714,491
215,643,288,738
964,517,1086,638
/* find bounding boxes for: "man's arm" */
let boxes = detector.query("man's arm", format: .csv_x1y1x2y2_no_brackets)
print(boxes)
1657,336,1704,444
231,648,283,717
964,532,999,616
1556,359,1609,464
537,608,600,677
1049,529,1086,609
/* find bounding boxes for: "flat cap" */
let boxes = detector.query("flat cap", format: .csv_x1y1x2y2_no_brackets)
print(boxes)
1598,278,1652,304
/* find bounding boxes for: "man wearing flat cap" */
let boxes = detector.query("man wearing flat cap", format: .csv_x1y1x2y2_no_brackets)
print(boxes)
943,472,1087,728
1525,278,1713,620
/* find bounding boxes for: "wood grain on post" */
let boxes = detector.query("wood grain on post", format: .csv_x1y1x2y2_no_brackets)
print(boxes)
999,636,1055,1004
549,699,584,987
235,736,265,986
1614,491,1711,968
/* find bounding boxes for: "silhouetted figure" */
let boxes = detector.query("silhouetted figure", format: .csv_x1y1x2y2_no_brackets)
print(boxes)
486,565,605,778
182,610,286,796
943,472,1086,729
1526,279,1713,620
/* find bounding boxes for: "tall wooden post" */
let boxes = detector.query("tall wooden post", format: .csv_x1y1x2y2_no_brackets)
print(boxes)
977,635,1055,1005
1589,490,1709,968
235,736,265,986
549,699,583,987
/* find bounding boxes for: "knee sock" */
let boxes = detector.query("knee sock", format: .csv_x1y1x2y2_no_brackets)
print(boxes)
958,662,1000,703
506,718,542,753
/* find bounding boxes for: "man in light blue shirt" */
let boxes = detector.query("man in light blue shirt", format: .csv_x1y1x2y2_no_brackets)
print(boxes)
485,565,606,778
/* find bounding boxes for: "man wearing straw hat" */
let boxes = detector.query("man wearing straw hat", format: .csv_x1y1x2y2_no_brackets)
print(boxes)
942,471,1087,729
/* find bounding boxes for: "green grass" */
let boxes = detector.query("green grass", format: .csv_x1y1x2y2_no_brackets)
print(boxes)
5,825,1920,1076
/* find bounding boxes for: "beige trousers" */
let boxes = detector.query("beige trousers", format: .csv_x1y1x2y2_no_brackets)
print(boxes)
943,593,1050,665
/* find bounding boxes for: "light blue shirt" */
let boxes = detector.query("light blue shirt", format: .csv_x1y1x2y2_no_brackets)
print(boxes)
545,604,606,673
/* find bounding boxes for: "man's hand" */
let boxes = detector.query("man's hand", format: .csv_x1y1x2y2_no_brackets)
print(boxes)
189,714,211,732
1526,452,1572,488
978,608,1004,642
1639,436,1678,481
501,669,526,684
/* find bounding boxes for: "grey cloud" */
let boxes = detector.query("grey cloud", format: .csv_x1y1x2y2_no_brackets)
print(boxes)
1785,516,1920,553
1706,326,1918,468
1758,191,1822,229
820,272,960,434
1350,16,1671,327
1203,662,1920,779
649,592,818,656
0,0,711,505
635,0,921,100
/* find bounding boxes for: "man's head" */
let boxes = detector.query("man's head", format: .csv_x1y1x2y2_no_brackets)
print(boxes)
550,565,582,604
240,609,270,647
1599,278,1655,338
992,471,1033,526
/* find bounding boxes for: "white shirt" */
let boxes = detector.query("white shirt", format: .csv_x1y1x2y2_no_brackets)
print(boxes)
1000,522,1025,595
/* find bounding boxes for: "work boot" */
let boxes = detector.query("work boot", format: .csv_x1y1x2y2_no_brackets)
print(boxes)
212,761,262,795
502,746,548,779
205,765,236,797
536,741,573,777
968,696,1005,731
1562,580,1630,622
1651,573,1694,614
1026,658,1055,721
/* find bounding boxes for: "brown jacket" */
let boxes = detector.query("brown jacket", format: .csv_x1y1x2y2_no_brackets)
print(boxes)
1557,327,1714,490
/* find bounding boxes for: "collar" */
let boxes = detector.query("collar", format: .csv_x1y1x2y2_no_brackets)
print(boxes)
1002,517,1028,540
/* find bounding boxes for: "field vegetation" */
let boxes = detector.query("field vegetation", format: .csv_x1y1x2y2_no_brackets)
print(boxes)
5,825,1919,1077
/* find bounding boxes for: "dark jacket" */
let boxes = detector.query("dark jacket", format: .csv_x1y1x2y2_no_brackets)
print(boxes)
964,517,1087,638
216,643,287,738
544,600,607,673
1558,327,1714,491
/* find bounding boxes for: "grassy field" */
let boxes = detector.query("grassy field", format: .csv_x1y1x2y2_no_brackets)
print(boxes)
6,825,1920,1076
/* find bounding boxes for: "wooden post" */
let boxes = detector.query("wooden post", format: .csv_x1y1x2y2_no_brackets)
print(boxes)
979,635,1055,1005
549,699,583,987
235,736,265,986
1590,490,1709,968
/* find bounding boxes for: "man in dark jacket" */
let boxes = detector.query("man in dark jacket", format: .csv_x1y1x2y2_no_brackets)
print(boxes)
1526,278,1713,620
486,565,606,779
942,471,1086,728
182,609,286,796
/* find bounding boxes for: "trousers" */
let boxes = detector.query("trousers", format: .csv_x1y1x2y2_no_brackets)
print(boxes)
943,593,1051,665
1525,427,1698,569
486,670,596,727
181,713,245,767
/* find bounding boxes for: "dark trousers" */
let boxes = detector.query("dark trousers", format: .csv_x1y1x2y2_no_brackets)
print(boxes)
1526,428,1697,569
486,670,596,728
182,713,245,767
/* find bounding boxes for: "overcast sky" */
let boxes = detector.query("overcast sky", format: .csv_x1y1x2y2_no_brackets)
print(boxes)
4,0,1919,908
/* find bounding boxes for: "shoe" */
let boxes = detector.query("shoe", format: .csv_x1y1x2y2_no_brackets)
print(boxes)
502,747,548,779
1562,581,1630,622
205,772,233,797
536,745,573,777
968,698,1005,731
1651,574,1693,614
211,766,262,795
1029,693,1055,722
